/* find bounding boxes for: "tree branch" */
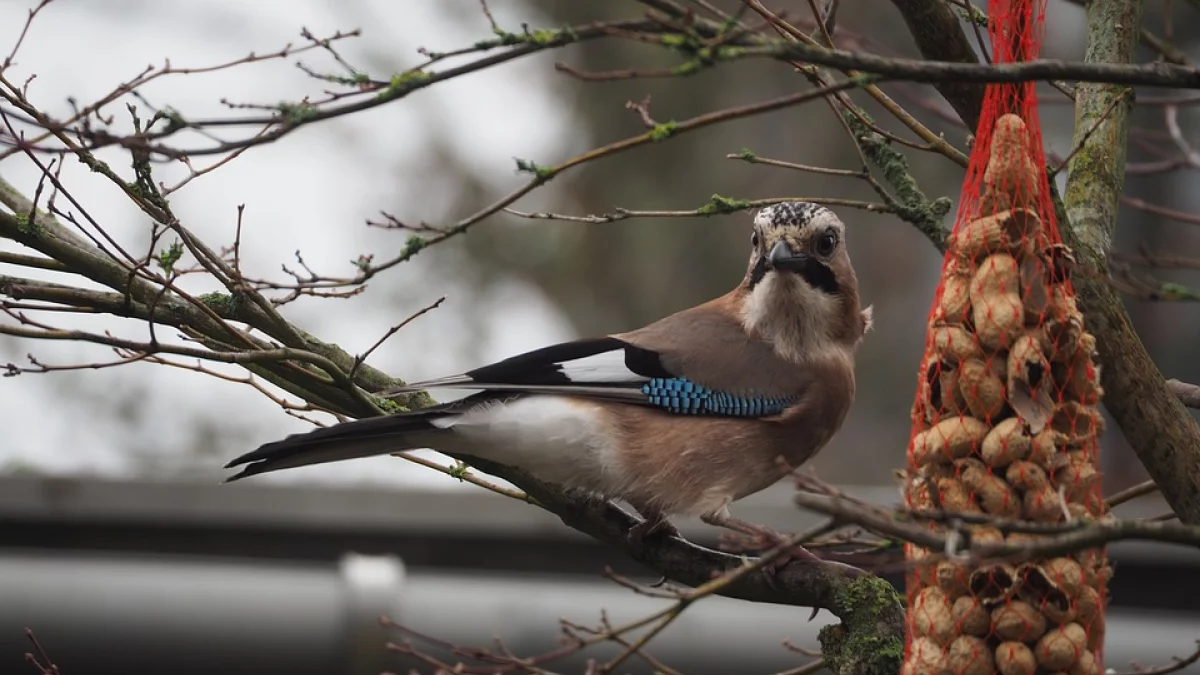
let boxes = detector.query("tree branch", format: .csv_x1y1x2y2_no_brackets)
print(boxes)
1060,0,1200,526
887,0,986,129
1168,379,1200,408
459,456,905,675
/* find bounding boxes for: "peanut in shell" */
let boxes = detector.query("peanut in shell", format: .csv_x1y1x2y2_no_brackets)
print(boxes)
981,113,1040,213
959,356,1008,421
948,208,1041,263
905,637,947,675
1006,460,1049,492
935,269,973,325
1035,622,1088,671
935,477,980,513
981,417,1033,468
959,462,1022,518
911,586,956,646
945,635,995,675
951,595,990,636
996,641,1038,675
992,600,1048,641
1023,483,1065,522
1030,428,1067,467
912,416,990,466
1069,650,1100,675
932,324,980,364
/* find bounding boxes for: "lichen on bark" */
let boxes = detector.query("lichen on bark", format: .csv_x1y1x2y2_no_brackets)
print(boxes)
1063,0,1200,526
818,571,906,675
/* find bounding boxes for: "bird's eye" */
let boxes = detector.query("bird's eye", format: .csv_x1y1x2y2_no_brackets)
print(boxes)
816,231,837,257
750,231,760,249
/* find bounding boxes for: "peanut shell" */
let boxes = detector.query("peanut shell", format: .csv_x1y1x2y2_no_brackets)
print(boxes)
973,293,1024,351
912,416,990,466
1030,429,1066,467
940,367,969,416
981,418,1033,468
959,463,1021,518
905,474,935,510
905,637,946,675
936,477,980,513
1023,483,1065,522
936,561,970,598
936,269,972,325
1045,283,1081,323
1042,558,1085,599
982,113,1040,213
948,208,1041,263
1042,313,1086,361
959,356,1008,421
1007,333,1055,433
1069,650,1100,675
970,252,1021,299
968,562,1017,605
1054,450,1100,501
970,253,1023,350
996,641,1038,675
1075,585,1101,628
945,635,995,675
1054,334,1102,404
911,586,956,646
933,324,980,364
951,595,990,636
1035,622,1087,671
1018,561,1077,625
992,600,1048,641
1005,461,1049,492
1048,401,1103,445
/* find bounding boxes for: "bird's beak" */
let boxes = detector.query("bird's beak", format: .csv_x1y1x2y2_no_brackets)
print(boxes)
767,239,809,273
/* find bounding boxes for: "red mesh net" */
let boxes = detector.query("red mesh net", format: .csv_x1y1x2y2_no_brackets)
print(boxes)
901,1,1110,673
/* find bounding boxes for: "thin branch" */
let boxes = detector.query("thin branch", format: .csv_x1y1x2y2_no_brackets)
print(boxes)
504,196,890,224
1168,378,1200,408
349,295,444,380
1114,641,1200,675
792,484,1200,562
1107,479,1162,508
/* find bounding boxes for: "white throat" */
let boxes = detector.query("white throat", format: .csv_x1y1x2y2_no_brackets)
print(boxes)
741,272,842,363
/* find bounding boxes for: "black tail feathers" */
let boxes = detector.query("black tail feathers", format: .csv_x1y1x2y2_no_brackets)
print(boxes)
224,411,444,482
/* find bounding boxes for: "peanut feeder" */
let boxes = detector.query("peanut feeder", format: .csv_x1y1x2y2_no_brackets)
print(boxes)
901,1,1110,670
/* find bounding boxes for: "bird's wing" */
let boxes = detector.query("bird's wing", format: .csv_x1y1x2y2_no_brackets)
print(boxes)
382,336,669,401
383,301,813,418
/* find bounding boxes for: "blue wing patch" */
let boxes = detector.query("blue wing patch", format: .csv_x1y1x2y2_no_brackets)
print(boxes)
641,377,797,417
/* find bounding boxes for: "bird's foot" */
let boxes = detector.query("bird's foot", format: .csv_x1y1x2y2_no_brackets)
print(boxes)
625,514,680,556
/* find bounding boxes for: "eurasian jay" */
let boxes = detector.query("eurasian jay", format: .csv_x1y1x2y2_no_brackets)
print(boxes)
225,201,873,543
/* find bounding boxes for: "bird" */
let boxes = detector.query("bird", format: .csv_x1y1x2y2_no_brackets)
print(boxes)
224,201,873,548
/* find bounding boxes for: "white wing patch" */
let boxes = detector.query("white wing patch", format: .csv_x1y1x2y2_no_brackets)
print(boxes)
555,349,650,383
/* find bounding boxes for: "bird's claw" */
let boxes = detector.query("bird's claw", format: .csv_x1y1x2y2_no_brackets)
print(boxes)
625,516,680,556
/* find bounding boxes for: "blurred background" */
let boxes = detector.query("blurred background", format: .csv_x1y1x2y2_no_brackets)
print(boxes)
1,0,1198,673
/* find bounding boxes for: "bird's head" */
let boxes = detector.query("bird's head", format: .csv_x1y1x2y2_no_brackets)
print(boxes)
739,202,873,359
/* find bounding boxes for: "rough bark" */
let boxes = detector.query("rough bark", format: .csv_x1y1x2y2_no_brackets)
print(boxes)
888,0,987,129
1062,0,1200,525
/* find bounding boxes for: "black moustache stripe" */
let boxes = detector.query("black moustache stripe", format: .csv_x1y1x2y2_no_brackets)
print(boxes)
748,255,769,289
800,260,840,295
